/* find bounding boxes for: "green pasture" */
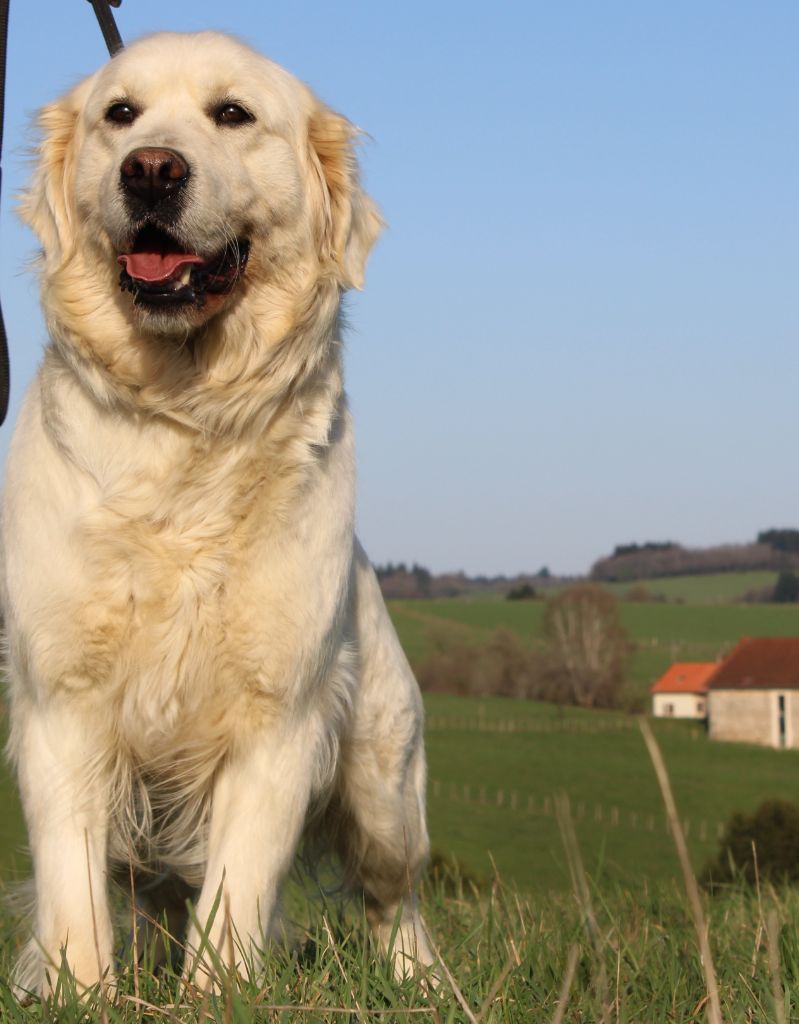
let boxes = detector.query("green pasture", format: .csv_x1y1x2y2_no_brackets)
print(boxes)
602,570,778,604
422,693,799,893
388,595,799,697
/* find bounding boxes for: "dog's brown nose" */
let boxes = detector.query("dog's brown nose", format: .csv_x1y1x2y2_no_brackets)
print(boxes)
120,148,190,206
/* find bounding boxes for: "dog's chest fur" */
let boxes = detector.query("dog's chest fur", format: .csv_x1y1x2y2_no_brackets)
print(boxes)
45,399,312,757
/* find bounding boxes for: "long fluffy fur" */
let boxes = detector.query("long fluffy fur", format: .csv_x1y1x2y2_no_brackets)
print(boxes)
2,31,430,997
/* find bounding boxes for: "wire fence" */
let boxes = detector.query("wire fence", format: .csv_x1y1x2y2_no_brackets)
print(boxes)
426,715,705,739
427,777,725,842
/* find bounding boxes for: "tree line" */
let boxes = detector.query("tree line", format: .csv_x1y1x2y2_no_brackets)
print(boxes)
592,529,799,582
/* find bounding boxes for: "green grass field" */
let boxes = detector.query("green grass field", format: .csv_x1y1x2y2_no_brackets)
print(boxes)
422,693,799,893
602,570,778,604
388,595,799,697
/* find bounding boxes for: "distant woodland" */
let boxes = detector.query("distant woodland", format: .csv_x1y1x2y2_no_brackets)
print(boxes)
375,529,799,600
590,530,799,582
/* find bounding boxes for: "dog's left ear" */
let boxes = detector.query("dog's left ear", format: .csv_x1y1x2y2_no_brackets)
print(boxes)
308,107,384,290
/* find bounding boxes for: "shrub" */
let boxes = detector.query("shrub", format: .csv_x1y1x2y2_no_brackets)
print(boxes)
703,799,799,887
506,583,537,601
758,528,799,553
774,570,799,603
416,627,544,699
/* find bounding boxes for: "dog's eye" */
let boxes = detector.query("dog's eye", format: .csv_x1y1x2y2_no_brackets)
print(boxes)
213,103,254,127
105,103,139,126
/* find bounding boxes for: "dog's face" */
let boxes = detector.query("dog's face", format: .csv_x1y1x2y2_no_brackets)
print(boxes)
22,33,382,339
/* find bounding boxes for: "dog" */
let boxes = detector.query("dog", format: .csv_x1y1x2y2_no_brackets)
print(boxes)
1,31,432,996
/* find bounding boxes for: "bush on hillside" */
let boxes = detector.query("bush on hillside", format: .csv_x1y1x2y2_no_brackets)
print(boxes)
774,570,799,603
703,799,799,888
416,627,544,699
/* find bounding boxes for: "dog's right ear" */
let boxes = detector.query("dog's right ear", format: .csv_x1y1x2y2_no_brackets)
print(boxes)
19,76,95,268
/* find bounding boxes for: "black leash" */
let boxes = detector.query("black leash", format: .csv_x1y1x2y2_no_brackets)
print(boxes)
0,0,11,426
86,0,124,58
0,2,125,428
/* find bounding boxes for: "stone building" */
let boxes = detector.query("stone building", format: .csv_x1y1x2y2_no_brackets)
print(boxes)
707,636,799,749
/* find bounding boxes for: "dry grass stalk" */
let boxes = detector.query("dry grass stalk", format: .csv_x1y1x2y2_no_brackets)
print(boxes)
550,943,580,1024
419,914,478,1024
322,913,367,1022
475,955,515,1022
555,795,600,947
249,1006,433,1016
555,793,610,1022
639,719,723,1024
83,829,109,1024
121,993,188,1022
766,908,786,1024
749,841,764,979
127,838,140,1004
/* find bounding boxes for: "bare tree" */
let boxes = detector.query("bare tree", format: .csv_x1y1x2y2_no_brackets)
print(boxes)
542,585,630,708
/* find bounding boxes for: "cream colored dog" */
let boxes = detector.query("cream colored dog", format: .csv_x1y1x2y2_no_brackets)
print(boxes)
2,31,432,996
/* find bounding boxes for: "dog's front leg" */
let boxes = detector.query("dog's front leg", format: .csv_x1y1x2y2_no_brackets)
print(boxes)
184,723,314,988
13,700,113,998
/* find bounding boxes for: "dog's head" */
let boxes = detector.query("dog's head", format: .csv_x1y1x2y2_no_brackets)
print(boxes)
21,32,382,342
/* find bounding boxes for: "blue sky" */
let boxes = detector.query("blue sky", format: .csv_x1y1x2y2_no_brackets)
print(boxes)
1,2,798,576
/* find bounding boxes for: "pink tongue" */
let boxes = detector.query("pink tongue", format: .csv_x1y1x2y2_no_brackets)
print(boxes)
118,251,203,284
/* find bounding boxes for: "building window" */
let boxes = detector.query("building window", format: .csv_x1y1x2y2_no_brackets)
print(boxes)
779,693,787,748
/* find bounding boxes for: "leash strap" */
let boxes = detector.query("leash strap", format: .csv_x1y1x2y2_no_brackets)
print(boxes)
0,0,11,425
86,0,124,58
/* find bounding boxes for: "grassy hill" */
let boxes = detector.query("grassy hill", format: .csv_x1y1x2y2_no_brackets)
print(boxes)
602,569,777,603
388,593,799,698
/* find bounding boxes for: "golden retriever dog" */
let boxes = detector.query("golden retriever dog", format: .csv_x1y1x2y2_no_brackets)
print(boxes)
1,31,432,997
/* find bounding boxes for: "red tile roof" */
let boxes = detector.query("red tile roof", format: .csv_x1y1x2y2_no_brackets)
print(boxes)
707,637,799,691
650,662,718,695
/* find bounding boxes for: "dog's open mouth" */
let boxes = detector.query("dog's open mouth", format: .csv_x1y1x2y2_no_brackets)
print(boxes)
118,225,250,308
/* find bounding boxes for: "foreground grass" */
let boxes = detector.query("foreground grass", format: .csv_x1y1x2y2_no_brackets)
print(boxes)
0,866,797,1022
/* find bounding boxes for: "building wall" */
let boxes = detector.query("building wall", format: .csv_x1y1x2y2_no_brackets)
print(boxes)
652,693,706,719
708,690,796,748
